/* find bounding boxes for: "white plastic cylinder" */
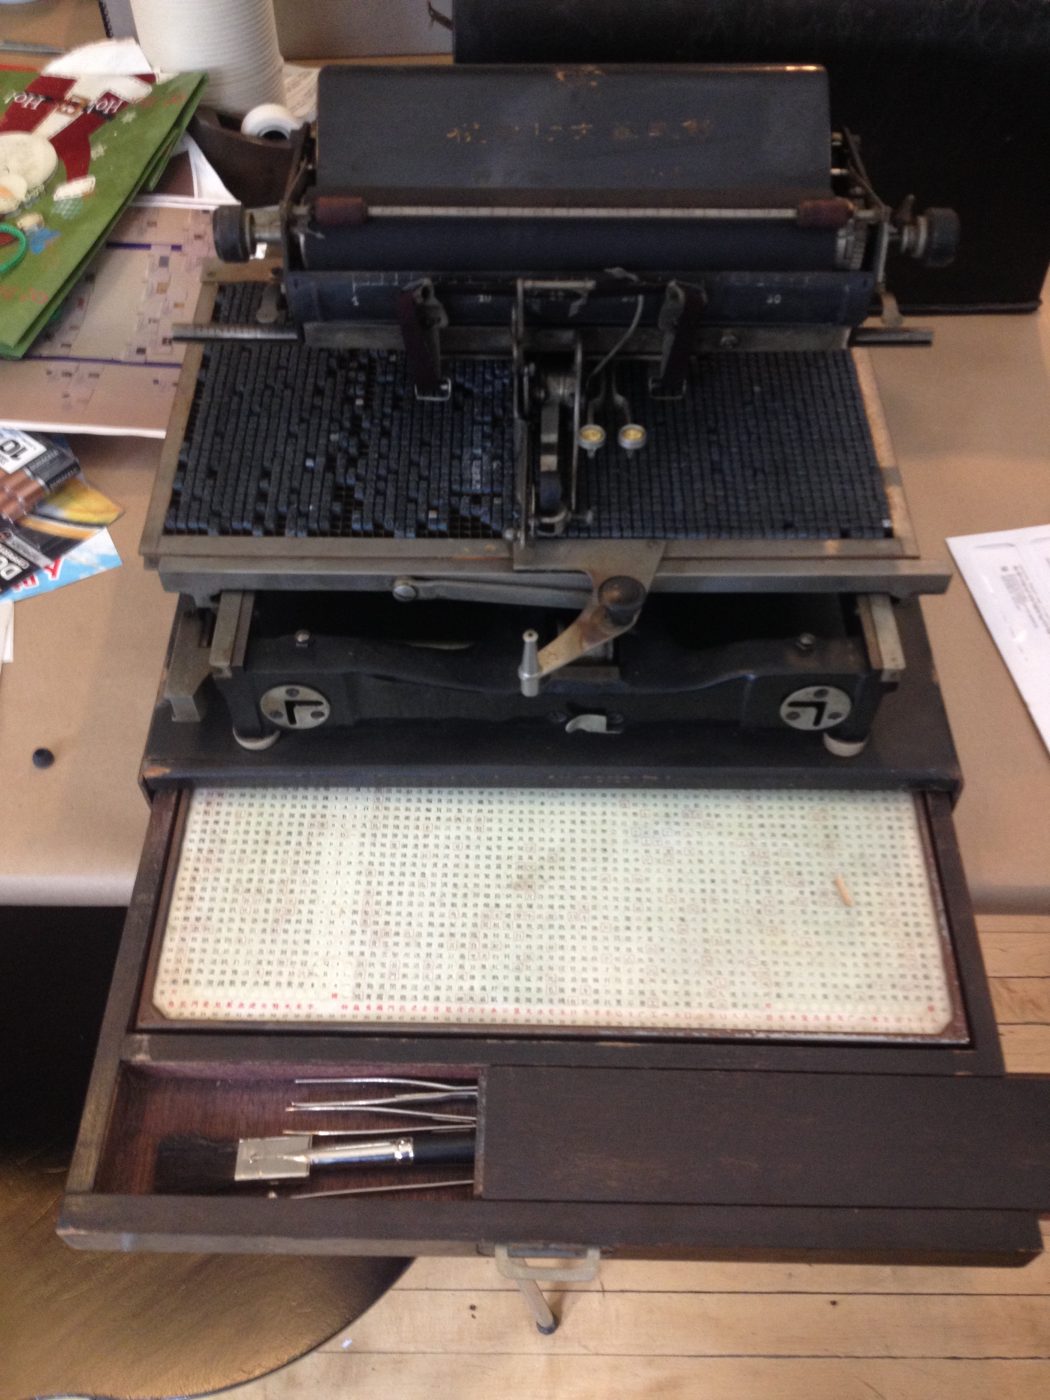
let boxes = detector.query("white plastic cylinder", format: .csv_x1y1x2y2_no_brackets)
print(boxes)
240,102,299,140
129,0,286,116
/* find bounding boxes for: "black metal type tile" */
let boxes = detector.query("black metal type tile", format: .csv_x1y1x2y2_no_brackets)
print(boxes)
164,285,891,542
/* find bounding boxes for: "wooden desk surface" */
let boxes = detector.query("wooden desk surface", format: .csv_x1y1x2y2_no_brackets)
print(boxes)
0,436,174,904
871,303,1050,913
0,0,105,57
0,310,1047,910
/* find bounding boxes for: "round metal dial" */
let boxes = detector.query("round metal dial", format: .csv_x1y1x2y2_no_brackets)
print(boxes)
260,684,331,730
779,685,852,732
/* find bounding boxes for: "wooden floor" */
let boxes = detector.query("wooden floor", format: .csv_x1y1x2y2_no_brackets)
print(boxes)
226,916,1050,1400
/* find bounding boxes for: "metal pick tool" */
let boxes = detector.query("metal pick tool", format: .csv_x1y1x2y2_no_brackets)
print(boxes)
290,1176,475,1201
292,1088,476,1108
286,1102,477,1124
283,1123,475,1139
293,1077,476,1093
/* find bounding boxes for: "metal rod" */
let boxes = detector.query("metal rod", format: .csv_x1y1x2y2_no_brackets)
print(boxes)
171,323,299,343
290,1176,474,1200
287,1104,477,1123
283,1123,474,1138
291,1088,476,1106
851,327,934,347
515,1278,558,1334
293,1077,475,1091
366,205,797,220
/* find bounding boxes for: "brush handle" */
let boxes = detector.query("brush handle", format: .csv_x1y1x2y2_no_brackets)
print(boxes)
308,1131,475,1169
407,1130,477,1165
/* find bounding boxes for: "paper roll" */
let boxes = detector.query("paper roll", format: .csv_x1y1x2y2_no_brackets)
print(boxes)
241,103,299,140
130,0,286,116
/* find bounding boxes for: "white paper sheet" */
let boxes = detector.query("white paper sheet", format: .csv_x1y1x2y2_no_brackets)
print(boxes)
0,601,12,672
153,786,958,1040
948,523,1050,755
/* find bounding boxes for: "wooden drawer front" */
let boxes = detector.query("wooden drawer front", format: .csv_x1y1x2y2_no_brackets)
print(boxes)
482,1066,1050,1209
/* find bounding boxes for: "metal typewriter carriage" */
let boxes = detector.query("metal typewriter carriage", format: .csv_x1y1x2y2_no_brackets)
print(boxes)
60,62,1050,1275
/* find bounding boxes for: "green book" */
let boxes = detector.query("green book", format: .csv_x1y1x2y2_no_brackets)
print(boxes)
0,67,206,358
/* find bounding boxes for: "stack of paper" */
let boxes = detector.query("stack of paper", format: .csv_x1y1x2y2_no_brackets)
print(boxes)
948,524,1050,756
0,43,205,358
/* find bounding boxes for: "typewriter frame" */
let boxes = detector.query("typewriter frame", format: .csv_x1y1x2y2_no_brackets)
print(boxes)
141,269,949,608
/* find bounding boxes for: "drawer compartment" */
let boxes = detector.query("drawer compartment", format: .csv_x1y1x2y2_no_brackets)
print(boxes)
60,784,1050,1263
93,1062,481,1201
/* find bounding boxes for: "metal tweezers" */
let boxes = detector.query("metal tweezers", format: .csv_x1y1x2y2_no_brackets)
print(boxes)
287,1076,478,1124
293,1077,476,1093
287,1103,477,1123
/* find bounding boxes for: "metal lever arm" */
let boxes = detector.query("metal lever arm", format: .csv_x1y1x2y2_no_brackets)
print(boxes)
518,542,665,695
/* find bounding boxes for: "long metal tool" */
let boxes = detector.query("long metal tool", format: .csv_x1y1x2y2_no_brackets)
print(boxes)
291,1177,475,1200
286,1103,477,1123
282,1123,474,1139
293,1077,476,1092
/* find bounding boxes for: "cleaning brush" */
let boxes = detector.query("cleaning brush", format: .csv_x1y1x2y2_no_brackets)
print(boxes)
154,1129,476,1194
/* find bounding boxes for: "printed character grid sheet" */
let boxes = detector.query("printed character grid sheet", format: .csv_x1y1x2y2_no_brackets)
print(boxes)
153,786,957,1038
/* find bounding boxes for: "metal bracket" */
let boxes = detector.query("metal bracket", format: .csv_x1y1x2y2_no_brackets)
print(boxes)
650,280,705,399
494,1244,601,1334
878,286,905,331
537,378,568,528
857,593,906,681
162,601,214,722
495,1244,601,1282
163,592,256,723
398,280,450,400
164,591,258,722
208,591,254,680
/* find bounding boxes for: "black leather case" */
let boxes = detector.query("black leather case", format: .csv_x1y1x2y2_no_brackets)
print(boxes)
453,0,1050,313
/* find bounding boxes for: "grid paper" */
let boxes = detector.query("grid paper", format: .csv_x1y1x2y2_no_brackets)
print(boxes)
153,787,957,1038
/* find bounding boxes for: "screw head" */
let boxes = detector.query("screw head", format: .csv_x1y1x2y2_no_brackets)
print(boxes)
32,746,54,769
598,575,646,625
392,578,418,602
795,632,817,654
294,629,311,647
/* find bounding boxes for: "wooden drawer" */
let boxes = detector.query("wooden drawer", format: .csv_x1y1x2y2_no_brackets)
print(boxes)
60,784,1050,1266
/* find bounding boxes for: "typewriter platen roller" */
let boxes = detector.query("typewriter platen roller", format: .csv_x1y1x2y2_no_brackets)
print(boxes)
145,62,961,755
